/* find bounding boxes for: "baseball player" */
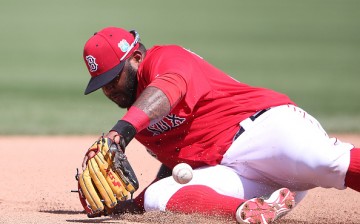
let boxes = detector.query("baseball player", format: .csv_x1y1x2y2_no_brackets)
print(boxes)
80,27,360,224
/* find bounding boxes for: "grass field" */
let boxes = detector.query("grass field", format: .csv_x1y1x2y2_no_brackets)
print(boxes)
0,0,359,134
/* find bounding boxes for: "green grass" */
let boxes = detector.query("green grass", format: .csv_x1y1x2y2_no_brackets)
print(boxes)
0,0,359,134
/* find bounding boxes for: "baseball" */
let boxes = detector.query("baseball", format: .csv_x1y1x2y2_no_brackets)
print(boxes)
172,163,193,184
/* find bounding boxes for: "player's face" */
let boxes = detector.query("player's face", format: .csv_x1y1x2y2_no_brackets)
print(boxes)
102,60,138,108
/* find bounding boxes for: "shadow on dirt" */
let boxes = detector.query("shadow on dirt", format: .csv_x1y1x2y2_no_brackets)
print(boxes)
39,210,120,223
66,219,118,223
39,210,83,215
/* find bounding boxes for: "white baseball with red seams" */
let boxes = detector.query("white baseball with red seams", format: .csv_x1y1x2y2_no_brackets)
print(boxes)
172,163,193,184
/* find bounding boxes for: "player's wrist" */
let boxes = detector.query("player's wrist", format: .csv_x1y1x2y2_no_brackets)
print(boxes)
121,106,150,132
110,120,137,146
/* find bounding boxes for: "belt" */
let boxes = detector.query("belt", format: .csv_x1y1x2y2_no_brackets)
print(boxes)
233,108,270,141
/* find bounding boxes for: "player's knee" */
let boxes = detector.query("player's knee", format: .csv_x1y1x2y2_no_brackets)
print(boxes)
312,162,346,189
144,178,179,212
143,183,163,211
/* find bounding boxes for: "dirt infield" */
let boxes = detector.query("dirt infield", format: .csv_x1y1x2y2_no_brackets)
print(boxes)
0,134,359,224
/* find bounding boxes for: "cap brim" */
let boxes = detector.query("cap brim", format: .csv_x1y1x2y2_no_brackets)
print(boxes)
84,61,125,95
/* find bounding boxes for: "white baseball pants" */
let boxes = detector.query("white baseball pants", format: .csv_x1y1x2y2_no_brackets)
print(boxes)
144,105,353,212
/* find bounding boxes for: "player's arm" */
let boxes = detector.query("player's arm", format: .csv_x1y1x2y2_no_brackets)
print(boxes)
131,85,173,127
107,73,187,144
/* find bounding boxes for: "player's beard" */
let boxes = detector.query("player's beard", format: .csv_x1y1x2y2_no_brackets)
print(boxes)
108,62,138,109
120,64,138,108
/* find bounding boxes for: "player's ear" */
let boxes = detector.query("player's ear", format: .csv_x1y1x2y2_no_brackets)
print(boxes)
131,50,143,63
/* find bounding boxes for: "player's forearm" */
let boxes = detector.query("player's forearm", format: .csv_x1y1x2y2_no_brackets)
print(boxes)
133,86,171,126
110,72,186,143
109,86,174,143
118,86,172,132
112,71,187,137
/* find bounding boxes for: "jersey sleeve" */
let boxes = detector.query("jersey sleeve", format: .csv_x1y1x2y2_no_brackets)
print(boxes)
141,46,211,112
148,73,187,108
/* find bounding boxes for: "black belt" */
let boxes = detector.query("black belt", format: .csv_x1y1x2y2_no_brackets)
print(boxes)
233,108,270,141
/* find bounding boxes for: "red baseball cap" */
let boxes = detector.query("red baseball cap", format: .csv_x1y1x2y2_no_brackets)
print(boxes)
83,27,140,95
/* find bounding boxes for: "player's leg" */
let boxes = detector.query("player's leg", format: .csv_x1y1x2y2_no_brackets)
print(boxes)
143,165,301,223
165,184,244,217
166,186,295,224
144,165,244,213
222,105,354,191
345,147,360,192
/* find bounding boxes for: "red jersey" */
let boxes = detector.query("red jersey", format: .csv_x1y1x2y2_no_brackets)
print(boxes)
133,45,294,169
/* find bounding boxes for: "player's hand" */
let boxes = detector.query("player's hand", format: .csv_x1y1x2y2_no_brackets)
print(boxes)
81,132,125,171
105,130,122,145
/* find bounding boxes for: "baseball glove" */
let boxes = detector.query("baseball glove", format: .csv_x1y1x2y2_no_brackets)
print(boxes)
76,137,139,217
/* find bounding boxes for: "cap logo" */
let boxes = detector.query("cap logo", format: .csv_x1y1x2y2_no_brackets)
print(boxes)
85,55,98,72
118,39,130,52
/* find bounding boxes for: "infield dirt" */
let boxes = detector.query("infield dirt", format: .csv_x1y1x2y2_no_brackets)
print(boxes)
0,134,359,224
